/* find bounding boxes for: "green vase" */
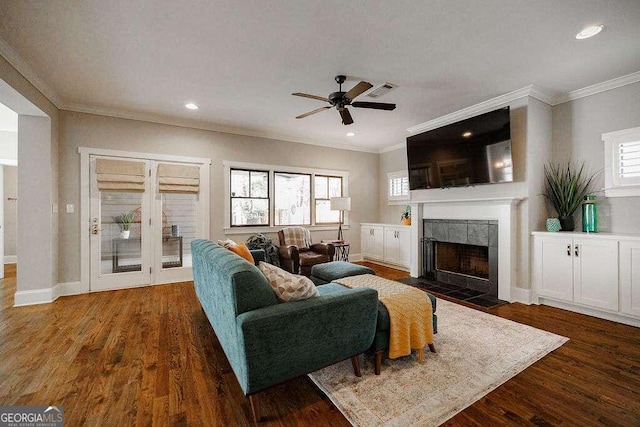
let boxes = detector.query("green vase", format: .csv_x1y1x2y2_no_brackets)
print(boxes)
546,218,561,232
582,195,598,233
558,215,575,231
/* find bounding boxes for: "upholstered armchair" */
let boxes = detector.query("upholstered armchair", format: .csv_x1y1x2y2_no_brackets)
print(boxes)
278,227,335,276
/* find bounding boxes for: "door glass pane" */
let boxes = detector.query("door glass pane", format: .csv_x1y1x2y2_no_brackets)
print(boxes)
101,192,143,275
274,172,310,225
161,193,196,268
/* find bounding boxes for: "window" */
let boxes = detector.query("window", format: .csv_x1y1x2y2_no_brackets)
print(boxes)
230,169,269,226
315,175,342,223
603,126,640,197
275,172,311,225
388,170,409,202
224,161,348,231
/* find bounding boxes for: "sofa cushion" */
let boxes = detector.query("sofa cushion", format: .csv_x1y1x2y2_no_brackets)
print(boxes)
228,242,254,263
259,261,319,302
299,250,330,266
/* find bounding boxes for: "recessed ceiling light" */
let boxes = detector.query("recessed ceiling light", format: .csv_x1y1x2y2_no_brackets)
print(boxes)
346,132,355,137
576,25,604,40
185,103,199,110
462,131,472,138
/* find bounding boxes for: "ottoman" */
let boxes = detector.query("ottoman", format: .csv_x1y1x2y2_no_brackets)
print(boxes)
310,261,375,286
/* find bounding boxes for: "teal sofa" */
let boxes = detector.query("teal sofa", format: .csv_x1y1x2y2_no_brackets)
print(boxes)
191,239,379,422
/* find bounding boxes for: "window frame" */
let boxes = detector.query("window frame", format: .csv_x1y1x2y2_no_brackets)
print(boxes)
229,168,270,227
314,174,343,224
223,161,349,234
603,126,640,197
387,170,410,203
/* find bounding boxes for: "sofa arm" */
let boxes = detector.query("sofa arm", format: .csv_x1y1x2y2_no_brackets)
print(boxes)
310,242,335,257
250,249,265,265
235,287,378,394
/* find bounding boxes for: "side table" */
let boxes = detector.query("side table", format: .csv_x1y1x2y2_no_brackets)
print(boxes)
322,240,350,262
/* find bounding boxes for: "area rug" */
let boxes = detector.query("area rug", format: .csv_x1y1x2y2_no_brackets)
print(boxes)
308,299,568,426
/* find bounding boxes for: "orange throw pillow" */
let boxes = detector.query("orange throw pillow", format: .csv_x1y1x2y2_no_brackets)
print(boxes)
228,242,255,264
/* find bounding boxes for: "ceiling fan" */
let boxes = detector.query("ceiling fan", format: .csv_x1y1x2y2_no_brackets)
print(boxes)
293,75,396,125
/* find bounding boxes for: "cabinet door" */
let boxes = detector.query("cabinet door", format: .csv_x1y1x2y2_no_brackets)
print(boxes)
397,228,411,268
360,226,371,258
371,226,385,260
619,241,640,316
535,236,573,301
573,239,618,311
384,228,399,264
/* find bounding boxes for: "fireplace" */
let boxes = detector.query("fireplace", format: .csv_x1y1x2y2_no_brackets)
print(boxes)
423,219,498,297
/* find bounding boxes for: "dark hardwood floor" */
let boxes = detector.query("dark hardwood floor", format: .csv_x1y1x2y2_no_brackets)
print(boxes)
1,262,639,426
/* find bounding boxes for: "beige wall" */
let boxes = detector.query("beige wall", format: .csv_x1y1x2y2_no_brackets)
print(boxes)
3,165,17,258
58,111,380,283
552,81,640,233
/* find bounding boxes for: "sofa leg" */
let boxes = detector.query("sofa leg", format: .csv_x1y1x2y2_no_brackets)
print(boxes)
428,343,436,353
351,355,362,377
249,394,260,423
374,350,383,375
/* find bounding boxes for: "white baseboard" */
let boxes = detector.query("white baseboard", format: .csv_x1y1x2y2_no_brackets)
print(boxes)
349,253,363,262
539,297,640,328
13,281,84,306
4,255,16,264
511,287,532,305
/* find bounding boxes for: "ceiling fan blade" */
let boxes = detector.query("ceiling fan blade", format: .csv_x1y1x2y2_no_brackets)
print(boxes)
292,92,330,102
344,81,373,100
340,108,354,125
296,106,331,119
352,101,396,111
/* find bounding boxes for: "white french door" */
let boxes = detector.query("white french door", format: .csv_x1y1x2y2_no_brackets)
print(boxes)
90,156,152,291
88,154,209,292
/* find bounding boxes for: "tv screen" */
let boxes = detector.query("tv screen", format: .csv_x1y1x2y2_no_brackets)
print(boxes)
406,107,512,190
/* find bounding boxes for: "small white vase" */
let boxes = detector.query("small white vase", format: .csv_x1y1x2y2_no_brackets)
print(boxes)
120,230,130,239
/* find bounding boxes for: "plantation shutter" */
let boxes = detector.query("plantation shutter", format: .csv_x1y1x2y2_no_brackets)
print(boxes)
619,140,640,184
96,158,145,192
157,163,200,193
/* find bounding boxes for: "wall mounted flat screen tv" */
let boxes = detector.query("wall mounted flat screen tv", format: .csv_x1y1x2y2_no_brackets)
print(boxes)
407,107,513,190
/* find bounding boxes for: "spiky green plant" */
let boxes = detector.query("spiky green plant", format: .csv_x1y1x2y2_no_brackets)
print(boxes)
114,211,136,231
543,161,597,217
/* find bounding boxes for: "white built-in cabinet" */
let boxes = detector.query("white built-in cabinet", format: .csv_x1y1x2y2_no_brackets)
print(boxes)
533,231,640,326
361,223,411,269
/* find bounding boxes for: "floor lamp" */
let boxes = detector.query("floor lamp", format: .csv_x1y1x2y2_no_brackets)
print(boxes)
330,197,351,242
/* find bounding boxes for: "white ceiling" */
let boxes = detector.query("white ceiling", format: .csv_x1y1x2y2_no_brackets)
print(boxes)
1,1,639,151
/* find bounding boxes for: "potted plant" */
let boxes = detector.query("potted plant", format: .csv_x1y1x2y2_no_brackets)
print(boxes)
543,161,597,231
401,205,411,225
114,211,136,238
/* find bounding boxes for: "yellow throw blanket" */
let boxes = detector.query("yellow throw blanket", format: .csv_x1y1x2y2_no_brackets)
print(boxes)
334,274,433,359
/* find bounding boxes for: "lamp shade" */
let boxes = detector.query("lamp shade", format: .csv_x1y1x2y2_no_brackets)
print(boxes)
330,197,351,211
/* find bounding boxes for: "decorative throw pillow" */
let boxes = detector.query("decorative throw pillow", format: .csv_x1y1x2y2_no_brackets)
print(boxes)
217,238,237,248
227,242,254,264
258,261,319,302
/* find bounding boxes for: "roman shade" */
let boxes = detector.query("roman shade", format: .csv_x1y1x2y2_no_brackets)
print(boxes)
96,158,146,192
157,163,200,193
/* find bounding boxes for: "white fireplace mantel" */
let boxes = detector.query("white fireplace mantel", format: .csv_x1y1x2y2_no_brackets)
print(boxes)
409,197,525,302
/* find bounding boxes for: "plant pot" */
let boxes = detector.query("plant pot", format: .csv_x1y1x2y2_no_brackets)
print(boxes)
558,215,575,232
120,230,130,239
401,218,411,225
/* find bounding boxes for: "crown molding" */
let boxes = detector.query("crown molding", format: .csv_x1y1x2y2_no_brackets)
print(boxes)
553,70,640,105
406,85,548,135
379,142,406,154
0,35,63,108
62,102,380,154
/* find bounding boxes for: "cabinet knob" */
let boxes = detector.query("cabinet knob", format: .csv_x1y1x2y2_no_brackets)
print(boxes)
575,244,579,257
567,244,571,256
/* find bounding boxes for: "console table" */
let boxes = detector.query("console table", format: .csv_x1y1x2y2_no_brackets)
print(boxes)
112,236,183,273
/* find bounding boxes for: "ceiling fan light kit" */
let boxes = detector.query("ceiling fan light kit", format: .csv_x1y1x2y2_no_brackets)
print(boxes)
293,75,396,125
